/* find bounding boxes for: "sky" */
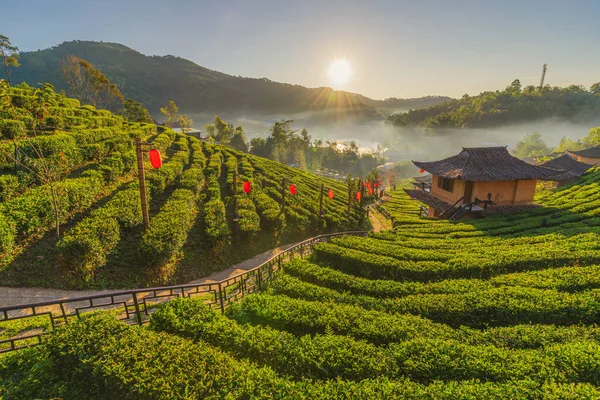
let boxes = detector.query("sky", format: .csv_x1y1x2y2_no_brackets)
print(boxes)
2,0,599,100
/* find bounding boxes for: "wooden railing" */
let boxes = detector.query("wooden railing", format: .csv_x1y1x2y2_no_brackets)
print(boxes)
0,231,369,354
438,196,464,219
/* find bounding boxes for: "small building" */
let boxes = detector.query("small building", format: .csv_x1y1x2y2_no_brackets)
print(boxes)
539,154,593,187
568,147,600,166
405,146,566,219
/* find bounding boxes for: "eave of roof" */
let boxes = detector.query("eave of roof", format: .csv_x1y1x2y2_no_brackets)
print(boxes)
403,188,455,214
569,146,600,158
540,154,593,179
413,146,568,182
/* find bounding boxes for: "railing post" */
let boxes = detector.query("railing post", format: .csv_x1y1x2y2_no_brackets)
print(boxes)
132,292,143,326
257,267,263,291
218,282,225,314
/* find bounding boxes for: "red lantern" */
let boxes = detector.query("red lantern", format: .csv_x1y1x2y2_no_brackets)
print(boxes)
328,190,334,199
243,181,251,194
374,183,378,188
368,188,373,195
419,169,424,174
355,192,361,200
289,184,297,195
149,149,162,169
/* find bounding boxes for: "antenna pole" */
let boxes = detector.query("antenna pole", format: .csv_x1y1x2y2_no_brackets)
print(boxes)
539,64,548,91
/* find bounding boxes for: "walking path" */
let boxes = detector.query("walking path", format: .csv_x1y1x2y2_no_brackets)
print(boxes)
0,208,394,308
0,241,300,308
368,205,392,232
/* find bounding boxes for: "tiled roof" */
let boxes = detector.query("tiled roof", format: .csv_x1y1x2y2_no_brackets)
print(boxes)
570,146,600,158
413,146,567,181
540,154,593,179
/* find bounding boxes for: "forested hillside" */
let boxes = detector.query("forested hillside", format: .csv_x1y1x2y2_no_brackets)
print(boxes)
0,81,368,289
5,41,449,119
387,79,600,130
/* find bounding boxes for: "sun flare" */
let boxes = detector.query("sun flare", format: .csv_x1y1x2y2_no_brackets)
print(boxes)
328,59,351,87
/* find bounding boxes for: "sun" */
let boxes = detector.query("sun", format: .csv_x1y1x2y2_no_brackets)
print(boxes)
328,59,351,87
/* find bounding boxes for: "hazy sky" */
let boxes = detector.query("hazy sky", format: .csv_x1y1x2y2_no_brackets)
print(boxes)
2,0,599,99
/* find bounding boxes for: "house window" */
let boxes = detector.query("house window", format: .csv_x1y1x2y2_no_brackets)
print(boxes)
437,176,454,193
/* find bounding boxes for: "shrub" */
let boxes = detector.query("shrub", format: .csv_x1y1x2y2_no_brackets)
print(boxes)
140,189,198,266
0,175,20,202
0,119,25,139
57,216,120,283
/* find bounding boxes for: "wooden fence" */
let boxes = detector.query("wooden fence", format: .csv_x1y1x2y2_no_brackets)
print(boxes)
0,231,368,354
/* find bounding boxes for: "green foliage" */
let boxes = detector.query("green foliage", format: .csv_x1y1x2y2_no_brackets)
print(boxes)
512,132,551,158
140,189,198,266
151,298,394,381
123,98,152,123
0,174,19,201
205,115,233,144
387,81,600,130
58,216,120,283
57,182,145,282
0,119,25,139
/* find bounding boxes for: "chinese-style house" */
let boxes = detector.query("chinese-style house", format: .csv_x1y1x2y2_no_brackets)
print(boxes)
568,146,600,166
539,154,593,187
405,146,575,220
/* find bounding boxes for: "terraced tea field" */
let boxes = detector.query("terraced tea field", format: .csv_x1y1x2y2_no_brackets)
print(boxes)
4,167,600,398
0,83,366,290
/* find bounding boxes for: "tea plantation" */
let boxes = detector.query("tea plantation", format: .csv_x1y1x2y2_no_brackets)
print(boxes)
4,83,600,398
4,162,600,397
0,83,365,290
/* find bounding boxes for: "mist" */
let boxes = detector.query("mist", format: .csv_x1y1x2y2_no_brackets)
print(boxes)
185,110,598,164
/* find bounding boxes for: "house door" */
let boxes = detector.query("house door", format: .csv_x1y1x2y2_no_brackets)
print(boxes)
463,181,473,204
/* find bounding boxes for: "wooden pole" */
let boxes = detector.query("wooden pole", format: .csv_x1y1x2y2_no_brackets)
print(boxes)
233,169,239,241
14,143,18,174
347,184,351,222
281,176,286,215
136,137,150,230
359,180,365,221
318,183,324,220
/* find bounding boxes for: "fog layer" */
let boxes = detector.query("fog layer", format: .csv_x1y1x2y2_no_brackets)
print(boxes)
187,110,598,163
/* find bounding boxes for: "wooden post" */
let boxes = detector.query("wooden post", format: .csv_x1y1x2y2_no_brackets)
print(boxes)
359,181,365,220
281,176,286,215
347,185,351,222
135,137,150,230
232,169,239,241
318,183,324,220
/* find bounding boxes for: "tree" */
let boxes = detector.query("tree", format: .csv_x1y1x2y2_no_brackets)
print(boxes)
582,126,600,148
0,34,19,86
123,98,152,123
205,116,233,144
160,100,178,128
0,82,66,237
512,132,551,158
61,55,124,111
179,113,192,134
555,136,583,153
249,137,269,158
508,79,522,93
230,126,248,152
591,82,600,95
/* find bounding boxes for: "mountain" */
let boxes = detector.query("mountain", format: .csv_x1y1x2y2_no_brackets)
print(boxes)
5,40,450,122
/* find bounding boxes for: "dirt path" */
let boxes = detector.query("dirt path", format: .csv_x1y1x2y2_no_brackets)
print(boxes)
0,241,301,308
369,206,392,232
